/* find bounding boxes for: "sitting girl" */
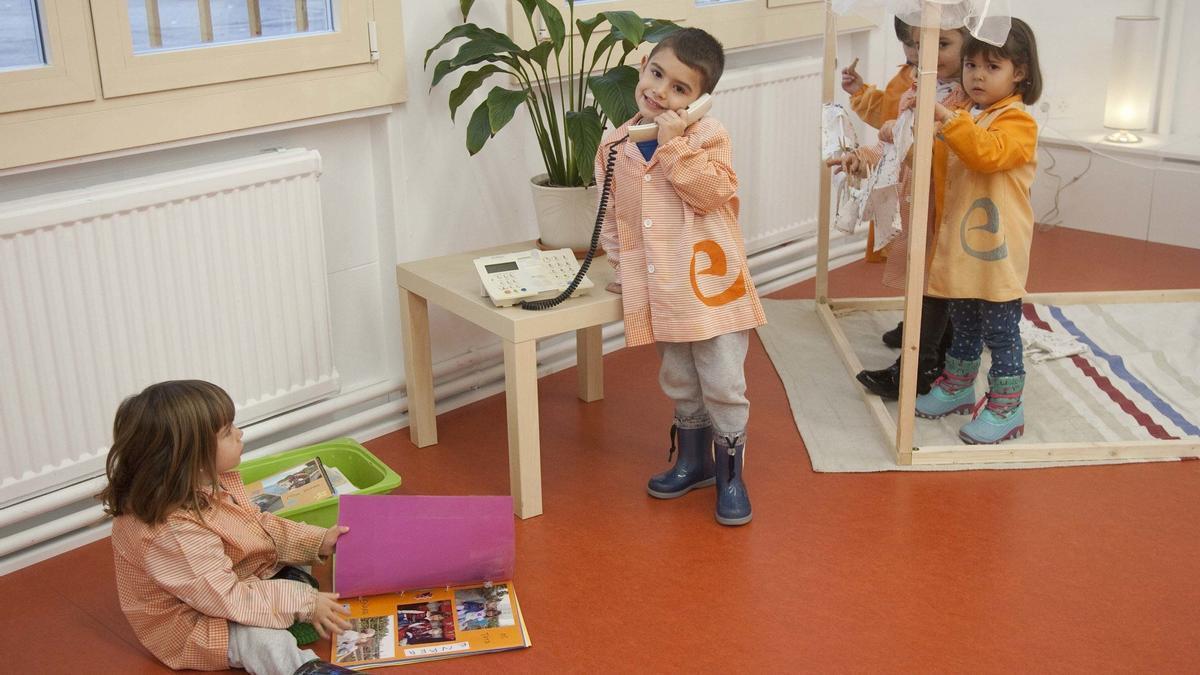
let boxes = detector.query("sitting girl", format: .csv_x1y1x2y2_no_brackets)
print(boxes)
101,380,355,675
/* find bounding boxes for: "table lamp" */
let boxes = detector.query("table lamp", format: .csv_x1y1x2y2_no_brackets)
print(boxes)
1103,15,1160,143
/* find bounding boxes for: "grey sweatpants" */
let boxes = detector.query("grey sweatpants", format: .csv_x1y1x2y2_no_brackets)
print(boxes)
227,623,318,675
656,330,750,446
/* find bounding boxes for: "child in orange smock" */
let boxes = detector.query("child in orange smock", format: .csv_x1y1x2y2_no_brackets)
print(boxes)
912,19,1043,444
597,28,765,526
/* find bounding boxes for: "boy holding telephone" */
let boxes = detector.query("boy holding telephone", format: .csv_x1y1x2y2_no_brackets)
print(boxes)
596,28,765,526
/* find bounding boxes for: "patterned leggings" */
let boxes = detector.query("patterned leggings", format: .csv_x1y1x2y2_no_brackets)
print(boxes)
946,298,1025,377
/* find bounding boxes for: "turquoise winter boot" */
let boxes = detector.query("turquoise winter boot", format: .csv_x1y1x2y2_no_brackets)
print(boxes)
958,374,1025,444
915,355,980,419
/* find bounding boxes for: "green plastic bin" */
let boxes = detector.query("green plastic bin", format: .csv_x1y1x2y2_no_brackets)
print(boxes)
235,437,402,528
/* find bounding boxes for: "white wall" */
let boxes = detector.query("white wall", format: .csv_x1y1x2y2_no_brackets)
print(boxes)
0,0,1193,455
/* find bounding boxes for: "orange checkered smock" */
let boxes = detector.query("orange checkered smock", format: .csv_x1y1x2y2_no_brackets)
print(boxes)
110,471,326,670
597,116,766,348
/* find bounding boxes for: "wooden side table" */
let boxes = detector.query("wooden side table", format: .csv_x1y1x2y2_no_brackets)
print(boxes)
395,242,622,518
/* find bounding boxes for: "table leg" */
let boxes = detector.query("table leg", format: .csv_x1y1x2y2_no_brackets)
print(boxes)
504,338,543,519
399,290,437,447
576,325,604,402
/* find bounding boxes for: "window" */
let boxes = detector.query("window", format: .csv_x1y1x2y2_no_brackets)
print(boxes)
91,0,372,96
127,0,335,54
1,0,47,69
0,0,406,169
0,0,95,114
509,1,872,54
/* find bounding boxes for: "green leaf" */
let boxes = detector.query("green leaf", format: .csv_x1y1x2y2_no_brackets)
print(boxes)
526,41,554,69
588,31,621,72
602,11,645,46
588,65,640,127
566,107,603,187
431,52,507,89
459,0,475,22
576,15,604,44
466,101,492,155
513,0,537,21
449,34,522,69
448,65,504,122
486,86,529,134
643,19,681,44
425,23,484,68
534,0,566,54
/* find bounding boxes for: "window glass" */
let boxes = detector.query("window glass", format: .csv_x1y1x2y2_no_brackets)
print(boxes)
0,0,46,70
128,0,335,54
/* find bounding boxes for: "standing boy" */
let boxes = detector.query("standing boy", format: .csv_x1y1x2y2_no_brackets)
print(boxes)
597,28,765,526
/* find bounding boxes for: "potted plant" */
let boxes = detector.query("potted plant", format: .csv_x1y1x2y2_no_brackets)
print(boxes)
426,0,679,251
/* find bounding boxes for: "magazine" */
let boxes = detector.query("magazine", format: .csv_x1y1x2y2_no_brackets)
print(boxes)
243,458,334,513
330,494,529,668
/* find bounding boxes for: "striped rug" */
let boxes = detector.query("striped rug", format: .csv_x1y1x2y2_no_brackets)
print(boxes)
757,299,1200,472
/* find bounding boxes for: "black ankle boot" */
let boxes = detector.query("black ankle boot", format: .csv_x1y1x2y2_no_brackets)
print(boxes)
855,357,942,399
882,321,903,348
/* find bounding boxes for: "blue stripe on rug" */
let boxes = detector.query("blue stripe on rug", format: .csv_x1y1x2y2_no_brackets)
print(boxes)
1048,305,1200,437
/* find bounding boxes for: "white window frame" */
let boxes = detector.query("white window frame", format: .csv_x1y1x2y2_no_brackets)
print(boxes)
0,0,96,114
0,0,406,170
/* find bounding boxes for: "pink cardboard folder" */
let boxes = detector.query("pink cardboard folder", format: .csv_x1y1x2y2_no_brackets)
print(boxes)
333,494,515,598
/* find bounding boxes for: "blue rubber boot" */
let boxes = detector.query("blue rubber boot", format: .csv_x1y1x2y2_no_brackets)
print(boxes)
714,434,751,526
915,355,980,419
647,424,715,499
959,374,1025,444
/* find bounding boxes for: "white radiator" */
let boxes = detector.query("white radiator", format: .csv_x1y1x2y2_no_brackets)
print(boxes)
716,58,825,254
0,149,339,507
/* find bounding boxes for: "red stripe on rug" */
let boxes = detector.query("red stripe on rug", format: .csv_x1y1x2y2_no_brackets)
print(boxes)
1023,303,1178,441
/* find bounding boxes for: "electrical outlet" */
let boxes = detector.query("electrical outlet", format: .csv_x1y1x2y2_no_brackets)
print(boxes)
1041,97,1071,119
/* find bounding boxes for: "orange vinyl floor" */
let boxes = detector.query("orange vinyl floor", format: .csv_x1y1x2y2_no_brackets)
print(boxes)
2,227,1199,673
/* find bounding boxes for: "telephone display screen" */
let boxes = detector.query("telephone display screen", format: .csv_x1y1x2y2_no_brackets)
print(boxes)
485,261,520,273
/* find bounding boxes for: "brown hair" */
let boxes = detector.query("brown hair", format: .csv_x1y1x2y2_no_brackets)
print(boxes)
98,380,235,524
649,27,725,94
962,18,1043,104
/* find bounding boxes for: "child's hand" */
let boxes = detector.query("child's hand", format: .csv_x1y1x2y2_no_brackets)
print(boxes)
319,525,349,557
899,83,918,112
311,592,352,638
879,119,896,144
655,109,689,144
841,57,862,95
605,281,622,294
825,155,845,175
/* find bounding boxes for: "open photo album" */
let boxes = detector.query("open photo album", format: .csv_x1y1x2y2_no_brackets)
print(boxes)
330,495,528,668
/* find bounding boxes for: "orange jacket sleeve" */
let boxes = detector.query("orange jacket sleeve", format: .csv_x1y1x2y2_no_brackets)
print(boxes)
940,107,1037,174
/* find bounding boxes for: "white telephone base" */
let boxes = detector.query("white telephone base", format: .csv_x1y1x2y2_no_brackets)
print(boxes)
474,248,595,307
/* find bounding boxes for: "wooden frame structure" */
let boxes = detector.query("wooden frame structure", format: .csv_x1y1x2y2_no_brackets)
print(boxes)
814,1,1200,466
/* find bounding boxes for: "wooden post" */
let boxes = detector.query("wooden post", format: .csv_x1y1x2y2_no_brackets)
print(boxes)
894,1,943,464
295,0,310,32
815,1,836,304
145,0,163,48
197,0,214,43
246,0,262,37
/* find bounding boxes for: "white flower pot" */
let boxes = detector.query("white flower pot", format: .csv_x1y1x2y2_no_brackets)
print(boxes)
529,174,600,254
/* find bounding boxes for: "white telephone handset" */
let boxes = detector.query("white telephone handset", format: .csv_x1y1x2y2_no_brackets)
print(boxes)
474,248,595,307
628,93,713,142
